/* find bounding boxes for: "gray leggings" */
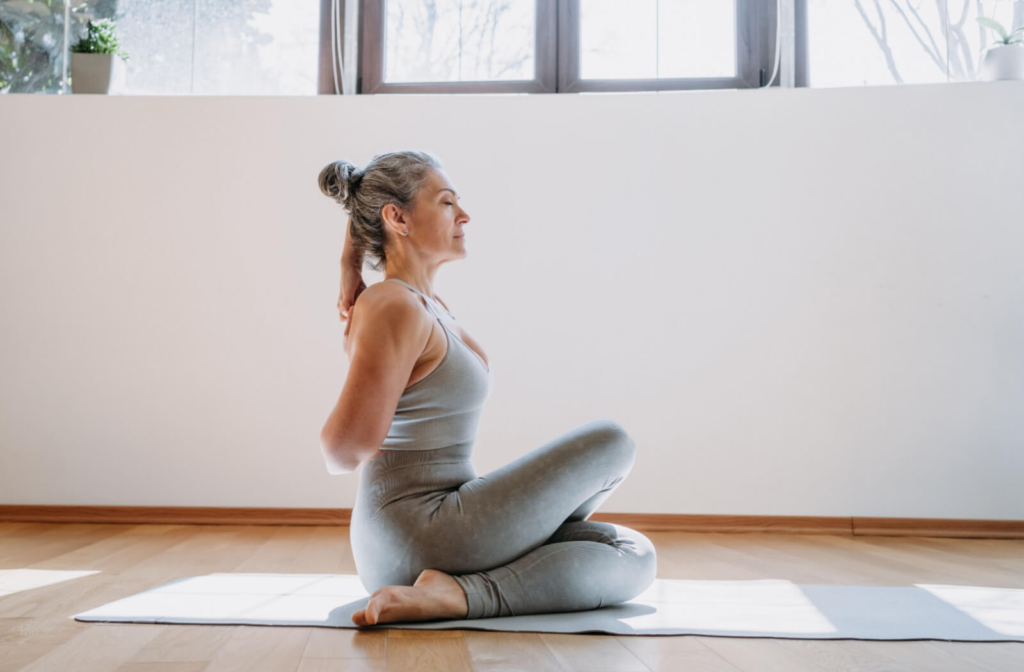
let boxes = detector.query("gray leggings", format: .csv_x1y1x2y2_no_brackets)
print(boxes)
350,419,657,620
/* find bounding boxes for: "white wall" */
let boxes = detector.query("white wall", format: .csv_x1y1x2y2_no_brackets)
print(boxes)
1,82,1022,519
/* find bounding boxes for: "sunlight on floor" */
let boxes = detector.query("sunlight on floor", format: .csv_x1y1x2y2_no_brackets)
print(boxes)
0,568,101,597
918,584,1024,636
620,578,838,633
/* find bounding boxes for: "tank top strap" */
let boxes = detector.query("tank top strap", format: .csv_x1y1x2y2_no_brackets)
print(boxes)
385,278,454,320
385,278,446,319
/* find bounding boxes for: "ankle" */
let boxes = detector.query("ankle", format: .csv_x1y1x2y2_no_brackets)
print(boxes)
416,569,469,618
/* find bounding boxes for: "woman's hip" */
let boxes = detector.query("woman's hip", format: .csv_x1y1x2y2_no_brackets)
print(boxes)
355,442,477,510
351,443,477,589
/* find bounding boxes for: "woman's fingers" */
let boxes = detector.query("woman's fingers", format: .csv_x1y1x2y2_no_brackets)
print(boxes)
338,272,365,323
339,295,352,321
341,301,356,323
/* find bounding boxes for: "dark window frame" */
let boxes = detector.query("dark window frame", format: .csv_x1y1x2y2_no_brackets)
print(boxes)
794,0,809,87
319,0,786,95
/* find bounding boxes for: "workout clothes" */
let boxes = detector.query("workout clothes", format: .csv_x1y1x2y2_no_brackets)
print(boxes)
379,278,492,451
349,278,657,620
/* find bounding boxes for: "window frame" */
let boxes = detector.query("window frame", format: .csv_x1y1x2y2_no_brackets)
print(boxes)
320,0,782,95
793,0,809,88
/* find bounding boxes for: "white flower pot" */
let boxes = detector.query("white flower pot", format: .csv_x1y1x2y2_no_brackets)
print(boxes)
979,44,1024,81
70,52,127,94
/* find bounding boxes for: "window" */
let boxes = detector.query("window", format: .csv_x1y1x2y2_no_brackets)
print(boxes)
384,0,537,83
2,0,68,94
0,0,321,94
797,0,1024,87
5,0,1018,95
358,0,556,93
348,0,776,94
579,0,737,79
564,0,767,91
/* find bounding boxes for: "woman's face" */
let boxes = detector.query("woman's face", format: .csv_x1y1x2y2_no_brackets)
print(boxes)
408,169,471,259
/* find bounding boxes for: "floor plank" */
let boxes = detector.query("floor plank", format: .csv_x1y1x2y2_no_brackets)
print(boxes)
302,626,387,659
463,631,563,672
15,623,166,672
385,629,474,672
202,625,310,672
539,632,650,672
617,635,745,671
837,640,1002,672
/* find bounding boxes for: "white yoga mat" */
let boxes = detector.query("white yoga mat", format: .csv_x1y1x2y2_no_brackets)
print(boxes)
74,573,1024,641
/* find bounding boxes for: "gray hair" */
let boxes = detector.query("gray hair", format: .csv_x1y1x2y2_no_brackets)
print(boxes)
318,150,444,271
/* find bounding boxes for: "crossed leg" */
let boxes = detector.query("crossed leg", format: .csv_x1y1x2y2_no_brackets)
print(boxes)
353,419,657,624
453,518,657,619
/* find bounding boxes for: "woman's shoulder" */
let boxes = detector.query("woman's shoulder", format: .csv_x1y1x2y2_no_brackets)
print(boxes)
355,281,416,312
350,281,427,330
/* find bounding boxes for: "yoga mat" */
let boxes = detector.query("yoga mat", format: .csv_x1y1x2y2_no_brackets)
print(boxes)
74,573,1024,641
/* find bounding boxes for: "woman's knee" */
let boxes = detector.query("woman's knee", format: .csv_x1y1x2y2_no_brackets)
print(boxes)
582,418,637,465
632,528,658,586
619,526,658,599
590,524,657,606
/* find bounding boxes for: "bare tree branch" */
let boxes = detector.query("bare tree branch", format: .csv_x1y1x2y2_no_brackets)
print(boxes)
409,0,458,81
906,0,944,59
491,51,530,78
885,0,946,73
460,0,528,81
945,0,975,79
854,0,904,82
976,0,986,56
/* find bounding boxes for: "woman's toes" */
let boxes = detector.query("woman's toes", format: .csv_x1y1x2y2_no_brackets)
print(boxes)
366,588,397,624
353,576,467,625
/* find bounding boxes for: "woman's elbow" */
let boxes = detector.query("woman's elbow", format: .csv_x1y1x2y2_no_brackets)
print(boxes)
319,439,356,475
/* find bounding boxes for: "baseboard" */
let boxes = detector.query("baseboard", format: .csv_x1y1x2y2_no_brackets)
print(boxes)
1,505,1021,539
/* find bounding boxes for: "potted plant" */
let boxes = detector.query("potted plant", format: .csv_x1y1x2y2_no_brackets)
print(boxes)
69,18,130,94
977,16,1024,81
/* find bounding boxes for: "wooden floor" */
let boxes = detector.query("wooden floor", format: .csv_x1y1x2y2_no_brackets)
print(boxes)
0,523,1021,672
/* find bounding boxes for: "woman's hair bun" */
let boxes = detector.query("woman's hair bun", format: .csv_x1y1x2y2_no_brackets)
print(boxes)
318,160,362,206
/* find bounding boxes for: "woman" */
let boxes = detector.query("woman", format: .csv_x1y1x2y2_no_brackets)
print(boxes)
317,150,657,627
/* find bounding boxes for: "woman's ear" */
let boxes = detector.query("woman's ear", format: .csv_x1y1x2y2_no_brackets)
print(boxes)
380,203,406,234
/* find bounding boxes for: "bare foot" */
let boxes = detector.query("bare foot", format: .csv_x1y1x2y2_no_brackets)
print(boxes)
352,569,470,627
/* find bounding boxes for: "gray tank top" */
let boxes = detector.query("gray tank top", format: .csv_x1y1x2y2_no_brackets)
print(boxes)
380,278,493,450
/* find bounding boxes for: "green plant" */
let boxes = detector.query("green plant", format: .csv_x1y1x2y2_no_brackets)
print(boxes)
976,17,1024,47
70,18,129,61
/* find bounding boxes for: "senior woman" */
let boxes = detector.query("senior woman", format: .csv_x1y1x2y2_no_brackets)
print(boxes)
318,150,656,626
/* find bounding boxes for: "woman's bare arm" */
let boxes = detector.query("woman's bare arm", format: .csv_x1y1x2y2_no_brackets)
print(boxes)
320,285,431,474
341,215,362,268
338,216,366,322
